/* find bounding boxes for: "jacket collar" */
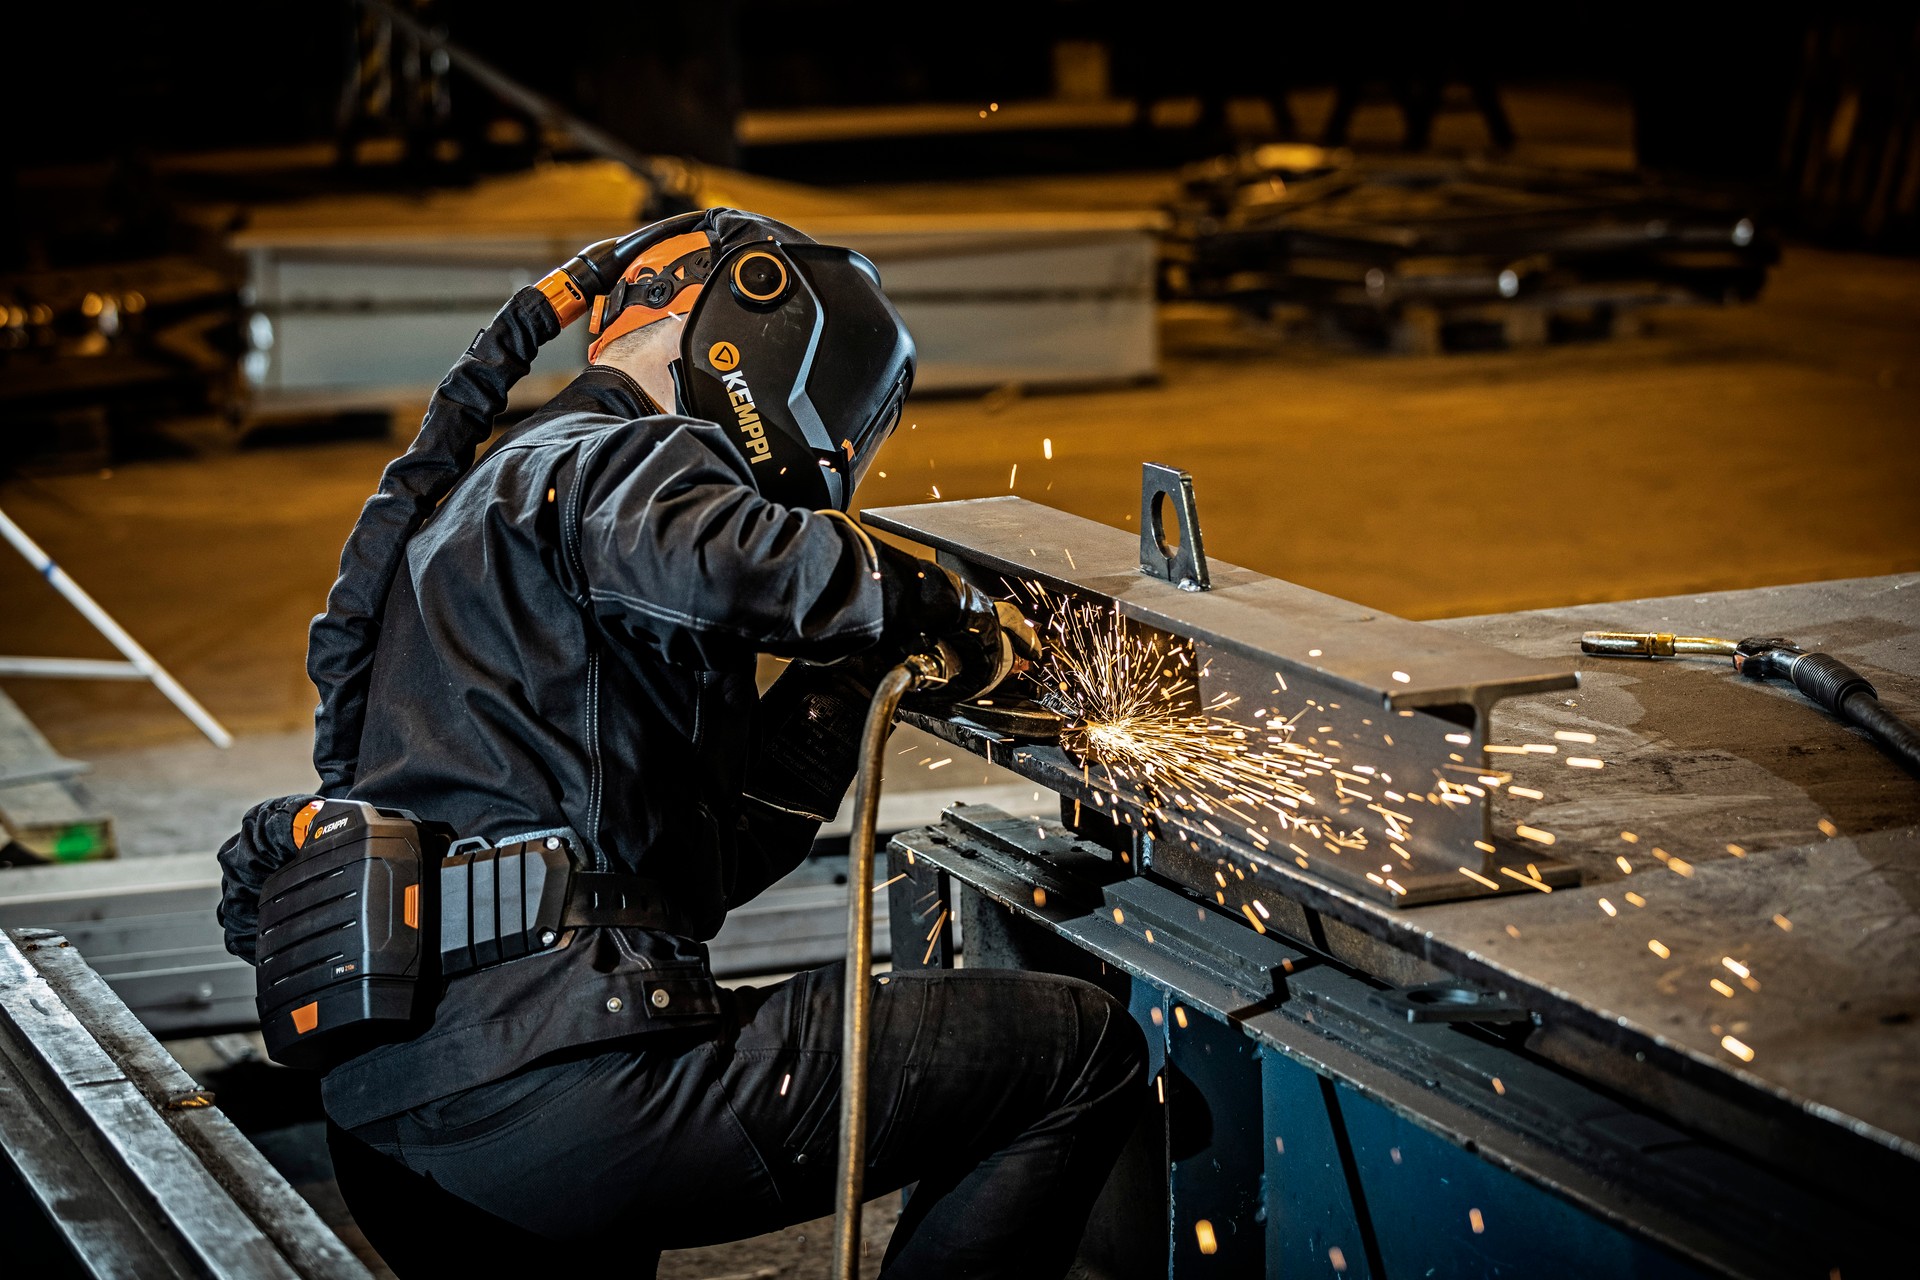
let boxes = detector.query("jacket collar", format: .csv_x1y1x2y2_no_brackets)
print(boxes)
545,364,664,421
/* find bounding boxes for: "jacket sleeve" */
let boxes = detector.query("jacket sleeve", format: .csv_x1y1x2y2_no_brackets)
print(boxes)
576,423,903,669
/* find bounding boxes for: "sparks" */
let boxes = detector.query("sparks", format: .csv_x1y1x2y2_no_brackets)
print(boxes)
1022,589,1374,855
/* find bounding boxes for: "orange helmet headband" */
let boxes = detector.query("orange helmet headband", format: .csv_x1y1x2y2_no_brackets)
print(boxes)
585,229,715,363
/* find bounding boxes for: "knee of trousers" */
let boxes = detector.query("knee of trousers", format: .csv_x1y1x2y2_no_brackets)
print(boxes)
1057,977,1150,1100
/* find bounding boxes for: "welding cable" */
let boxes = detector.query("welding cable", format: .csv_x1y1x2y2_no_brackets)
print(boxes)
1732,640,1920,779
1583,632,1920,778
832,656,942,1280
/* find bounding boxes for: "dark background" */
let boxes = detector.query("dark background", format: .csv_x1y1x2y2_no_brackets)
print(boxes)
6,3,1911,270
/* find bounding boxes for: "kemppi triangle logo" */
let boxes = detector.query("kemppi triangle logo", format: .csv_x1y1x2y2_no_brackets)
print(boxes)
714,344,771,466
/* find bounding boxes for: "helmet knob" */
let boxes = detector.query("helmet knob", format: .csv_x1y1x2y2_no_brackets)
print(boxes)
731,250,790,306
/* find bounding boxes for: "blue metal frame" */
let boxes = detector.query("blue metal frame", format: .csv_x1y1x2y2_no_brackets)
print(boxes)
1139,981,1713,1279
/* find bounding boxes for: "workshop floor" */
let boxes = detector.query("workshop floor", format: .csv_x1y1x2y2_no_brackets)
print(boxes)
4,90,1919,1274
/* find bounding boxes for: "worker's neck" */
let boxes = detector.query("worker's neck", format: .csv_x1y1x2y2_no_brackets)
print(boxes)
592,351,676,416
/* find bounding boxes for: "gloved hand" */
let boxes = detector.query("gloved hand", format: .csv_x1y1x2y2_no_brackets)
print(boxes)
216,793,322,964
870,539,1040,705
919,571,1041,705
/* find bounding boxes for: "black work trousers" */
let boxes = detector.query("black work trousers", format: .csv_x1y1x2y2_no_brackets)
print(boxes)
341,964,1148,1278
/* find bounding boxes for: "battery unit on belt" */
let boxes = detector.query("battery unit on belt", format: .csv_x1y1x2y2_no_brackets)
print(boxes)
252,801,677,1070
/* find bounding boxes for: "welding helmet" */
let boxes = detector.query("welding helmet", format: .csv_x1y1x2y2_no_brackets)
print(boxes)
586,207,915,511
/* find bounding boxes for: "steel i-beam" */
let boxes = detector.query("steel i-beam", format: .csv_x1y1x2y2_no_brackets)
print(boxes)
863,494,1581,908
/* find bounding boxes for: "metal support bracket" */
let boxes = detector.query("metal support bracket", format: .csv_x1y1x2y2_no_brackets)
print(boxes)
1139,462,1210,591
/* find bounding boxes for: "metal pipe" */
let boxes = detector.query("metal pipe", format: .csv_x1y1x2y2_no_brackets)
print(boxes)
0,506,233,749
0,657,148,680
833,660,925,1280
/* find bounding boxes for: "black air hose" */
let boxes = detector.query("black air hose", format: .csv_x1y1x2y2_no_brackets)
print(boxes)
307,288,560,795
1839,688,1920,777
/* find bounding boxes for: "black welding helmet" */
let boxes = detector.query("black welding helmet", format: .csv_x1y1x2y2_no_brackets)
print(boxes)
589,207,914,512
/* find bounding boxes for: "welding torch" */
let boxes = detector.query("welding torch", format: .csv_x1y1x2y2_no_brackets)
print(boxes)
1581,631,1920,777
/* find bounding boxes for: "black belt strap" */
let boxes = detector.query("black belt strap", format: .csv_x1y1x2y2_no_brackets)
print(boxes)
562,872,681,931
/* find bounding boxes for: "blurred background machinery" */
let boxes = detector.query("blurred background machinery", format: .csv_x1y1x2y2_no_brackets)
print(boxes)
9,5,1914,469
1165,150,1775,353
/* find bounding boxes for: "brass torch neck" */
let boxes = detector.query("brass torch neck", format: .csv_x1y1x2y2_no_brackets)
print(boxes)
1580,631,1739,659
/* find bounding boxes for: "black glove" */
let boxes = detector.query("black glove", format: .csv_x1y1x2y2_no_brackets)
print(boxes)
868,537,1038,702
216,794,321,964
923,575,1040,705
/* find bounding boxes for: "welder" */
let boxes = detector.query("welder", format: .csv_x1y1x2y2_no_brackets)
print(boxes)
216,208,1145,1276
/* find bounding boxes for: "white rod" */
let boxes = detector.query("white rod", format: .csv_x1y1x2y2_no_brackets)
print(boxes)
0,505,233,749
0,657,148,680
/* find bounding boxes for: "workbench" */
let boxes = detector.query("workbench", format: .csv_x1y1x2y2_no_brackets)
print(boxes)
873,493,1917,1278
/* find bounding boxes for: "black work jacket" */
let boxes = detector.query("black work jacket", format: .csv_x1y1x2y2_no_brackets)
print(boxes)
321,366,887,1127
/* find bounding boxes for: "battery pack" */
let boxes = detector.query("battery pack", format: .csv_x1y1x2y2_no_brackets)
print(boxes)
254,800,438,1070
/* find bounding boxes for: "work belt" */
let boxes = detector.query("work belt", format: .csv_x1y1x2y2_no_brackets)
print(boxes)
439,830,685,976
255,802,711,1074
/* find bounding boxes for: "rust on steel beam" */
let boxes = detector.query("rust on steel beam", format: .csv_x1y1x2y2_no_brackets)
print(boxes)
863,496,1581,908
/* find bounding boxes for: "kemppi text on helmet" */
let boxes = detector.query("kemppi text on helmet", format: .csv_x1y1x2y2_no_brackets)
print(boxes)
589,207,916,512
